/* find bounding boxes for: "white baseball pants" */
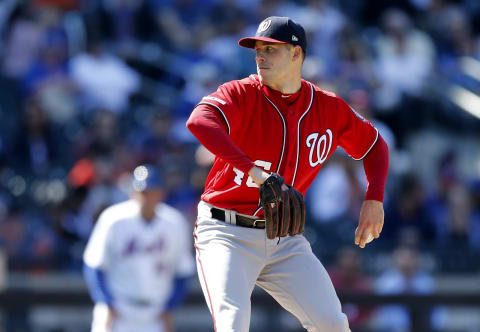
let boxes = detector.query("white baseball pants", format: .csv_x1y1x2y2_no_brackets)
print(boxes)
194,201,351,332
91,303,165,332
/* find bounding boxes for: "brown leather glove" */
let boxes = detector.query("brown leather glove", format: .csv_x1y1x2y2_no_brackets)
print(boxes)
259,173,306,239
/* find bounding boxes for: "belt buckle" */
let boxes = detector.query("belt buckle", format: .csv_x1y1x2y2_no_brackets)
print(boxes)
224,209,236,225
253,219,265,227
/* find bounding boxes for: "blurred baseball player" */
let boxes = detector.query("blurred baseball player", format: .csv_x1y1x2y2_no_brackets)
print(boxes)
186,16,389,332
83,165,195,332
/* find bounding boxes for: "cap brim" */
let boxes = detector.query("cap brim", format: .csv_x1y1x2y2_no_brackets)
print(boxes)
238,36,288,49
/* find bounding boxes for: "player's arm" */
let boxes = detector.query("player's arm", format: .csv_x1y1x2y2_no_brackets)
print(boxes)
186,105,255,174
355,135,389,248
83,218,115,307
83,211,117,327
82,264,114,307
83,260,117,330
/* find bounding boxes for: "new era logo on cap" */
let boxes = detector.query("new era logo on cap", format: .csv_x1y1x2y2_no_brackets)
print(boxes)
238,16,307,54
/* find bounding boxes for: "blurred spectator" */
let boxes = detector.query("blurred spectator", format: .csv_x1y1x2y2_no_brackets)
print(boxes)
20,15,78,123
154,0,214,52
373,246,436,331
425,4,480,124
75,108,121,159
70,39,140,113
208,0,246,35
437,185,478,273
200,14,250,80
427,150,480,251
0,243,6,291
1,4,44,79
129,107,173,165
428,150,460,241
328,246,373,331
80,156,129,221
53,157,128,269
424,4,476,59
446,183,472,245
276,0,346,78
359,0,418,26
163,162,198,220
381,172,436,249
86,0,157,46
10,99,63,176
0,205,27,330
176,61,222,118
469,180,480,251
0,223,32,332
334,25,378,98
51,184,91,269
0,204,59,271
372,8,435,116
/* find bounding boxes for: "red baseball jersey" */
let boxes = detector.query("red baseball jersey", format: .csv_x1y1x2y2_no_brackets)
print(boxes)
195,74,378,216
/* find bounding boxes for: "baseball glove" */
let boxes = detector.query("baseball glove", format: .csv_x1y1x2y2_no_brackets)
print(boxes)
259,173,306,239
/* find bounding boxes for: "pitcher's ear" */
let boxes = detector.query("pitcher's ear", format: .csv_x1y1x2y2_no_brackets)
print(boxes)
293,45,302,61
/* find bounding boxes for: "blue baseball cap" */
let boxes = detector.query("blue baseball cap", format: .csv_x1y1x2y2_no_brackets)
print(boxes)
132,165,164,192
238,16,307,54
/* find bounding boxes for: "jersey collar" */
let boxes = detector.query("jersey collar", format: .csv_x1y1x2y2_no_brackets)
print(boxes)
260,79,308,109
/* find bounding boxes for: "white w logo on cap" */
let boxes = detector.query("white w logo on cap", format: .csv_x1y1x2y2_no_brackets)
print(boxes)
257,19,271,33
292,35,298,41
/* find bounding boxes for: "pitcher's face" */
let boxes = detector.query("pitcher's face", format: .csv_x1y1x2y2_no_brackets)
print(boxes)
255,41,296,86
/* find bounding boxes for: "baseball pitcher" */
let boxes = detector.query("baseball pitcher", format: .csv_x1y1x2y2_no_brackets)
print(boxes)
187,16,389,332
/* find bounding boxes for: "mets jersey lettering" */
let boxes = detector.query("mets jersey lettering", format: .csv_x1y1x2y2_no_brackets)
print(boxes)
122,237,165,258
195,75,378,216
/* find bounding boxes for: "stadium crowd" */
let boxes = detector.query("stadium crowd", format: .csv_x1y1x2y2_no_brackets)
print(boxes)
0,0,480,330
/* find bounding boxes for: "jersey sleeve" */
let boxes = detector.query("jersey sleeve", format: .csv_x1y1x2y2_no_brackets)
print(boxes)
83,211,114,269
195,81,243,133
336,97,379,160
187,80,256,173
363,134,389,202
186,105,255,173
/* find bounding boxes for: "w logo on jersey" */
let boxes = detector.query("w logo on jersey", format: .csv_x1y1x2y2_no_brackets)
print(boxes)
306,129,333,167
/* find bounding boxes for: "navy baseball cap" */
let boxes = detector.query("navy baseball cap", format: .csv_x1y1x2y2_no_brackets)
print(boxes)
238,16,307,54
132,165,164,192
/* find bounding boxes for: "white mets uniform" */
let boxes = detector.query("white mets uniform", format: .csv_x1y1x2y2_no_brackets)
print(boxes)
83,199,195,332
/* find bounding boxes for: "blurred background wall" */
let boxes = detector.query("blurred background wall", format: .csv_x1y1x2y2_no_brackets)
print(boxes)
0,0,479,331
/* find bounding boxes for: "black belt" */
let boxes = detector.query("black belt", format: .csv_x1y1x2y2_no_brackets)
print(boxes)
211,208,265,229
